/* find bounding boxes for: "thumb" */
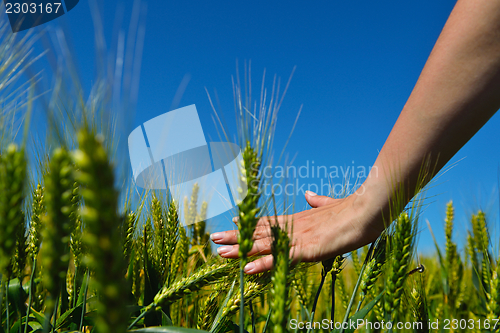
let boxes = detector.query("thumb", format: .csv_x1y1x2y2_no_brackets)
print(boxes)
305,190,337,208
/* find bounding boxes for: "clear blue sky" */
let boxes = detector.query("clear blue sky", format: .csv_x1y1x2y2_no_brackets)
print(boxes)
13,0,500,255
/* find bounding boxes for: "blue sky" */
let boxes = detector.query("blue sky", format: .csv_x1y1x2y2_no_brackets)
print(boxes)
9,0,500,255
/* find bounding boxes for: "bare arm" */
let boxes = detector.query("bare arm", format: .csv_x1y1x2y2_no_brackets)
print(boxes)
212,0,500,274
366,0,500,211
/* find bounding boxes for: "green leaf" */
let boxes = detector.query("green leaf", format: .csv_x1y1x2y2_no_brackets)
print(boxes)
210,278,237,333
12,318,42,333
77,270,90,305
26,321,43,332
129,327,210,333
332,290,385,333
143,227,162,327
56,302,87,329
9,320,21,333
426,220,448,295
9,318,42,333
261,309,272,333
77,269,91,331
7,278,27,316
127,247,136,286
230,322,249,333
127,305,147,314
161,310,173,326
26,307,46,325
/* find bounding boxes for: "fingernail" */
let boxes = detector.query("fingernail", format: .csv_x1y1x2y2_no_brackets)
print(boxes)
210,232,224,241
232,216,239,223
306,190,317,196
244,262,256,273
217,246,232,255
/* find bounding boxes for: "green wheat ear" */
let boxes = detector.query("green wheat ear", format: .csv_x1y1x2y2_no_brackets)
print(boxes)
153,261,231,306
385,212,415,322
13,212,27,281
487,256,500,319
443,201,463,306
123,210,137,266
270,223,290,333
350,249,361,277
0,144,27,279
165,201,179,287
360,235,387,298
193,201,209,247
444,201,456,270
28,184,45,261
410,275,429,330
291,265,310,309
69,181,83,265
73,130,128,333
216,273,271,323
41,148,75,313
238,142,261,264
472,210,489,253
171,219,189,278
150,195,167,281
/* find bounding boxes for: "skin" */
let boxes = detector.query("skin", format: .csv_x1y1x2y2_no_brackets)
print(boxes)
210,0,500,274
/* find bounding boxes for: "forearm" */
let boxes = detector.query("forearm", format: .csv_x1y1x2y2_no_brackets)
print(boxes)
363,0,500,223
213,0,500,273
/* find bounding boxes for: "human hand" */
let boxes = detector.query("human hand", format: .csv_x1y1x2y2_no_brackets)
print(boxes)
210,188,385,274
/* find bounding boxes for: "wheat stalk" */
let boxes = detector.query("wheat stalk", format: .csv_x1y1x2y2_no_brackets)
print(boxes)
73,130,128,333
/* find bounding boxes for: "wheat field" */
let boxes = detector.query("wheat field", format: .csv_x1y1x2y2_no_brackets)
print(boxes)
0,16,499,333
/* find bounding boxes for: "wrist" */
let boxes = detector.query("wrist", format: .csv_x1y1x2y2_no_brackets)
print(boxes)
351,178,391,237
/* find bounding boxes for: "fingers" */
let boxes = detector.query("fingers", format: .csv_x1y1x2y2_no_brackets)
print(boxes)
211,223,273,246
305,190,337,208
243,255,273,274
244,246,303,274
256,214,294,229
210,230,239,245
234,215,293,227
216,237,273,258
